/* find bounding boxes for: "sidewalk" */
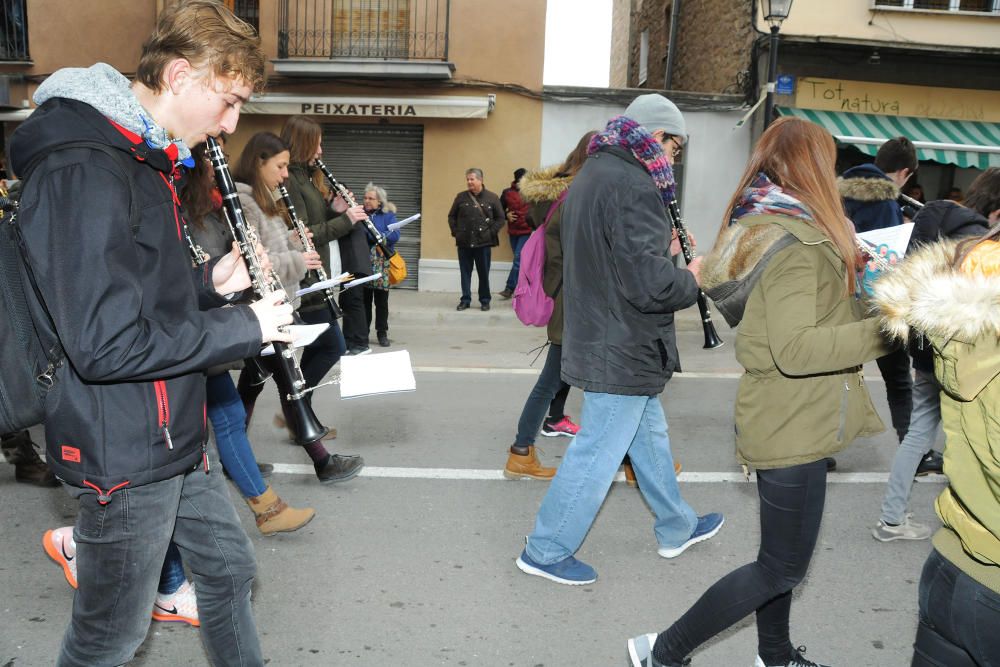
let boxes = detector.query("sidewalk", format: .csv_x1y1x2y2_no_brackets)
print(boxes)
386,288,707,331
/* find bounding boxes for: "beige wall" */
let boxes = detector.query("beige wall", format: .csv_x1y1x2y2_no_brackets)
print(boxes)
446,0,545,89
609,0,632,88
759,0,1000,50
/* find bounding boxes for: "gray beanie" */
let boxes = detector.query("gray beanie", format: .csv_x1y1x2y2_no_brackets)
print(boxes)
624,94,687,141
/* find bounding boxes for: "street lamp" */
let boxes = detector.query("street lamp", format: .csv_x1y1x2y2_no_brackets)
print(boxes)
762,0,794,130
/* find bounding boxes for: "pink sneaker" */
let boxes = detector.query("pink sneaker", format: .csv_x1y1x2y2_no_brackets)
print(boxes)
152,579,200,627
42,526,78,589
541,415,580,437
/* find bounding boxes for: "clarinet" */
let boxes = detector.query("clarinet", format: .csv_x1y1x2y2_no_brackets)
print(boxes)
205,136,328,445
313,158,395,258
276,184,343,320
666,199,724,349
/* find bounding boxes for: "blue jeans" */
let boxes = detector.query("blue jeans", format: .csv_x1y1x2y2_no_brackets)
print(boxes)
505,233,530,292
514,343,571,446
457,246,491,305
914,548,1000,666
59,461,260,667
525,392,697,564
880,369,941,525
157,542,186,596
208,372,267,499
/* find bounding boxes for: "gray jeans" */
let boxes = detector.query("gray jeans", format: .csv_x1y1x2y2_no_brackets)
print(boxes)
879,369,942,525
58,460,261,666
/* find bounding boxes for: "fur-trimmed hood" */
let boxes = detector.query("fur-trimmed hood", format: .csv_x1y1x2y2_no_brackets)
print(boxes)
872,239,1000,342
519,165,571,204
838,164,899,203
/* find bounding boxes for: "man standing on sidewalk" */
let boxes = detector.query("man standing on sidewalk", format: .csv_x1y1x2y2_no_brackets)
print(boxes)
447,168,505,311
515,94,723,585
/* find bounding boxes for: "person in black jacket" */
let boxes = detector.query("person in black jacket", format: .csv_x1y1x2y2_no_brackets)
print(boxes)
447,168,505,311
839,137,918,444
9,3,291,664
515,94,722,587
872,167,999,543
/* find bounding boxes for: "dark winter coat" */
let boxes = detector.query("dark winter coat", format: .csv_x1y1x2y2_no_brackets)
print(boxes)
839,163,903,233
9,98,262,492
905,200,990,372
519,165,571,344
447,187,505,248
560,145,699,396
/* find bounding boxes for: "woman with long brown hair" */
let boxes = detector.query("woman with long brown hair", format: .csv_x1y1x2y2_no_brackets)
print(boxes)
503,130,594,480
627,117,890,667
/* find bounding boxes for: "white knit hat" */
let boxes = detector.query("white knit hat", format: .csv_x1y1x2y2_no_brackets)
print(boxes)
624,93,687,141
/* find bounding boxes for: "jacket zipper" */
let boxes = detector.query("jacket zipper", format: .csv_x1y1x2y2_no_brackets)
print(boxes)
153,380,173,450
202,402,210,474
837,380,850,442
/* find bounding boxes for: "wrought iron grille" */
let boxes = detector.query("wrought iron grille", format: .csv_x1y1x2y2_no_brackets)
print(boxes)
0,0,29,62
230,0,260,33
873,0,1000,11
278,0,449,60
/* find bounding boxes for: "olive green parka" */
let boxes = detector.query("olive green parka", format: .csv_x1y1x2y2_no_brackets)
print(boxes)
703,214,889,469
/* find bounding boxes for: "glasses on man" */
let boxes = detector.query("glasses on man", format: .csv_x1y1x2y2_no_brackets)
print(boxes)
663,135,683,159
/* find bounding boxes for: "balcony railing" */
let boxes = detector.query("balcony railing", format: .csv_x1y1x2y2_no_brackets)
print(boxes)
278,0,449,61
0,0,29,62
873,0,1000,12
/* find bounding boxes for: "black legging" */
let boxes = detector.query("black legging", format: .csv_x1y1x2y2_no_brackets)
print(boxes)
654,459,827,665
339,284,368,349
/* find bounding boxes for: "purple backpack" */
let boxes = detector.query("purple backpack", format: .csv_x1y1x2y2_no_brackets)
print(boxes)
512,190,568,327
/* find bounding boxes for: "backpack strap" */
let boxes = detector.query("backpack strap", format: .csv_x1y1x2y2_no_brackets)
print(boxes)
543,188,569,226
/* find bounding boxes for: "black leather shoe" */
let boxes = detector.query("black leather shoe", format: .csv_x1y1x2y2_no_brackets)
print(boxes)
314,453,364,484
481,303,490,311
456,302,470,311
377,331,390,347
915,451,944,476
824,457,837,472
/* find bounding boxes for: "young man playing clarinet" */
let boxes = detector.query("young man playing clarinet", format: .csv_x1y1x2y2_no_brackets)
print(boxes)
9,2,291,664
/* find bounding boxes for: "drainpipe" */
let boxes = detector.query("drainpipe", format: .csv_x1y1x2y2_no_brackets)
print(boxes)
664,0,683,90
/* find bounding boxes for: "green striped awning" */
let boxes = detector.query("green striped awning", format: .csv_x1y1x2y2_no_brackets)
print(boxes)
778,107,1000,169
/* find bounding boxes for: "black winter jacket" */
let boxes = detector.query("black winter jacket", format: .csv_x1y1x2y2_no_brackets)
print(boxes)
560,145,699,395
906,200,989,372
447,188,505,248
9,98,262,492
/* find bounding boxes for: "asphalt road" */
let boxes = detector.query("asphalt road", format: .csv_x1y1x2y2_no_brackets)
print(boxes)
0,291,945,666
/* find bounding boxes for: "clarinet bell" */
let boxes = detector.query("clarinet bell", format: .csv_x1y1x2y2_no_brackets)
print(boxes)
285,398,329,445
702,320,724,349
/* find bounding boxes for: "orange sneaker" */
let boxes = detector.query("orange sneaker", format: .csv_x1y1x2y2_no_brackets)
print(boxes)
152,579,200,627
42,527,78,589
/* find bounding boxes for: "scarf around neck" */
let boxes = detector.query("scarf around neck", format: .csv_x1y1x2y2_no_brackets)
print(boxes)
730,172,813,224
588,115,676,204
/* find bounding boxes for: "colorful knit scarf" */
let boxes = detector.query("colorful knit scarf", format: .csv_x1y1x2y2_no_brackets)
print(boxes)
730,172,814,224
588,115,676,204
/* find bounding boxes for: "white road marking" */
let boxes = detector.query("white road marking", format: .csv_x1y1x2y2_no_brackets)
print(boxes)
413,367,885,382
267,463,945,484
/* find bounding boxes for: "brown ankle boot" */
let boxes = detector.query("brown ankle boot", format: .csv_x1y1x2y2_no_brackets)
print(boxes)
2,432,59,487
246,486,316,536
623,461,682,488
504,446,556,480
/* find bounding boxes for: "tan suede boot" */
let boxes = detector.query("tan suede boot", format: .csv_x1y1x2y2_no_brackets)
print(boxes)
246,487,316,536
503,446,557,480
623,461,682,488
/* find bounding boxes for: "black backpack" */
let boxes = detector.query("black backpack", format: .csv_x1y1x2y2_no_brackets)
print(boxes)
0,141,138,434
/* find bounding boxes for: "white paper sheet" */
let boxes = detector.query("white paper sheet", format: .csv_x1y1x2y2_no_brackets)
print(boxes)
260,323,329,356
341,273,382,290
387,213,420,232
857,222,914,258
294,272,353,297
339,349,416,399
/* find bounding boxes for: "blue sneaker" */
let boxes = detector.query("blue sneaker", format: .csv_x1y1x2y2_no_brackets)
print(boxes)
657,513,725,559
515,549,596,585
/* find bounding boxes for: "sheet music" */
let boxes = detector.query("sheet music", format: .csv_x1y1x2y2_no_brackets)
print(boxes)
339,349,416,399
294,272,353,297
260,323,329,356
387,213,420,233
857,223,914,296
341,273,382,290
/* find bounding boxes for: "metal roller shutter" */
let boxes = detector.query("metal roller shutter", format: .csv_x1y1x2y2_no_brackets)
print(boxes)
321,124,423,289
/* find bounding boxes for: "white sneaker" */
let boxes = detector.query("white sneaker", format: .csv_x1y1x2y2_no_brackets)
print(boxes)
42,526,78,589
152,579,200,627
872,514,932,542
